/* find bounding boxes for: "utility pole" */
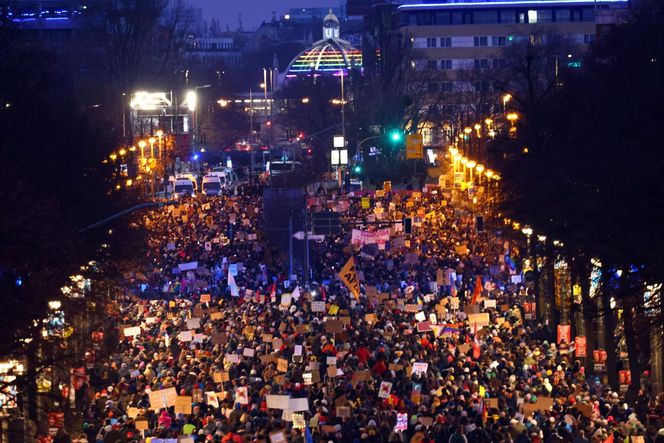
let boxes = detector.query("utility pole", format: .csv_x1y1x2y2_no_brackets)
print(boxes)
269,68,274,148
288,207,294,280
303,209,310,289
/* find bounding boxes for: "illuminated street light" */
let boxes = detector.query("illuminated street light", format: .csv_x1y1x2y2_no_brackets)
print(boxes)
148,137,156,157
186,90,197,112
48,300,62,310
522,226,533,237
502,93,512,111
301,97,310,104
463,127,472,134
138,140,147,159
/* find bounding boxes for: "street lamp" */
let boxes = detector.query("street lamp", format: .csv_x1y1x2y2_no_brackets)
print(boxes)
148,137,156,158
502,93,511,112
476,164,484,185
156,130,164,157
507,112,519,124
138,140,147,159
467,160,476,182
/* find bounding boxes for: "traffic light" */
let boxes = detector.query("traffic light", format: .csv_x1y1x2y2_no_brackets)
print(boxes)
403,217,412,234
389,130,403,143
353,164,362,174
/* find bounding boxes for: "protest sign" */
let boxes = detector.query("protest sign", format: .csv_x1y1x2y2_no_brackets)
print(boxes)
378,381,392,398
174,396,192,415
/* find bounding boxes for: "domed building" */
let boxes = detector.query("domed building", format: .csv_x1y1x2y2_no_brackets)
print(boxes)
285,10,363,78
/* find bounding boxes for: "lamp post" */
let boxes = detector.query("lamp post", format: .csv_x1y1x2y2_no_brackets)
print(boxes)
138,139,147,160
190,85,211,167
340,70,346,147
156,130,163,158
148,137,156,158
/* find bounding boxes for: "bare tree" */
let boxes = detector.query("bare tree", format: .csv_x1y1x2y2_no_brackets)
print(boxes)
94,0,191,93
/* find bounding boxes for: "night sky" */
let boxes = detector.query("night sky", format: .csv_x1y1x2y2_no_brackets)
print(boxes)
189,0,343,31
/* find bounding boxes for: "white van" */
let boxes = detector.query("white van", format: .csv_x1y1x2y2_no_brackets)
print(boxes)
201,174,223,196
210,166,237,186
174,176,196,198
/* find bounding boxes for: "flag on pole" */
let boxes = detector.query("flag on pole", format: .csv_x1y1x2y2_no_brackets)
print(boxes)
470,276,483,305
338,257,360,301
304,425,314,443
228,269,239,297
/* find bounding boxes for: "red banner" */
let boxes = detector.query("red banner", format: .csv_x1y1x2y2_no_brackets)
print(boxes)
593,349,607,363
619,370,632,386
574,336,587,357
557,325,571,345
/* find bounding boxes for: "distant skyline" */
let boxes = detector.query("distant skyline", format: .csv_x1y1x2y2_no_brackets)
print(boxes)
189,0,344,32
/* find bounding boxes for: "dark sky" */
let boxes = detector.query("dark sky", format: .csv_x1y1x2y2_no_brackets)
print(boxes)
189,0,343,31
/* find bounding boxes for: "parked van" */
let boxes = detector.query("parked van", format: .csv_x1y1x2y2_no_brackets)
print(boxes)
173,175,196,197
210,166,237,185
201,174,223,196
177,173,198,191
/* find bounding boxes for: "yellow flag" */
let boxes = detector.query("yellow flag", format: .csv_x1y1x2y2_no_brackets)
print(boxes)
339,257,360,300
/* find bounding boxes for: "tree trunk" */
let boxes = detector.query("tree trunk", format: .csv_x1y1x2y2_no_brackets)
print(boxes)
580,266,596,375
622,303,641,401
25,338,39,423
602,288,619,389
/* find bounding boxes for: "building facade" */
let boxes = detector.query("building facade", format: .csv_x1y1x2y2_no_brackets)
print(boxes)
395,0,628,144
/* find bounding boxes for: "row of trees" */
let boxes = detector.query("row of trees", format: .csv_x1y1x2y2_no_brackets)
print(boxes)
0,2,176,433
489,0,664,396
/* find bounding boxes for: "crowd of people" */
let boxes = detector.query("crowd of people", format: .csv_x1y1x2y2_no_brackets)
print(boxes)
71,180,664,443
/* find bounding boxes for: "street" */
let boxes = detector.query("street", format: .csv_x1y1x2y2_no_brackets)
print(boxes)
65,179,660,443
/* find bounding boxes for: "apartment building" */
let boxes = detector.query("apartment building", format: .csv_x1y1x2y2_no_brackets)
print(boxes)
396,0,628,142
402,0,627,66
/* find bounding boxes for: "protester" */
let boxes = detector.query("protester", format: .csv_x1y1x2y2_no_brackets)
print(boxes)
77,182,663,442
